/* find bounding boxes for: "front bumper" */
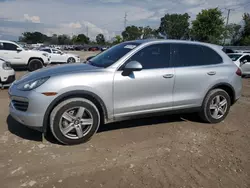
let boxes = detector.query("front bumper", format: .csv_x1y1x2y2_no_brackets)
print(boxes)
43,57,51,65
8,85,56,129
0,69,15,83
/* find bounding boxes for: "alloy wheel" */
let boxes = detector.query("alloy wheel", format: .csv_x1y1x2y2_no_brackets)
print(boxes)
59,107,93,139
209,95,228,120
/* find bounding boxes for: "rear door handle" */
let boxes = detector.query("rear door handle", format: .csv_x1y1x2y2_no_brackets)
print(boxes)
163,74,174,78
207,71,216,75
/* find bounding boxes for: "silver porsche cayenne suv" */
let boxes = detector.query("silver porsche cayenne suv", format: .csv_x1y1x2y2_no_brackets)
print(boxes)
8,40,242,145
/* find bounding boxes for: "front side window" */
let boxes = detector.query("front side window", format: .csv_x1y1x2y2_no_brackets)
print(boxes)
172,43,222,67
3,42,18,51
88,42,140,68
124,43,170,69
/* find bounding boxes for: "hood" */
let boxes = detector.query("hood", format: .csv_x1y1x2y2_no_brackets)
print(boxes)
15,63,100,85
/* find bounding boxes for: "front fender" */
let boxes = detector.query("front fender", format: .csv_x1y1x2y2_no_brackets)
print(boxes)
42,89,110,133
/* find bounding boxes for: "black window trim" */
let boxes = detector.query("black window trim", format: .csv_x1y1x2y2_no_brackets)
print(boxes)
169,43,223,68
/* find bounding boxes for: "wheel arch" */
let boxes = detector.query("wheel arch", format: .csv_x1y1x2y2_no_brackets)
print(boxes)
42,90,109,133
204,82,236,106
28,57,44,65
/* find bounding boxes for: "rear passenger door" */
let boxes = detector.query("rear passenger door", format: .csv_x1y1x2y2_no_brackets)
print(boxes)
171,43,223,109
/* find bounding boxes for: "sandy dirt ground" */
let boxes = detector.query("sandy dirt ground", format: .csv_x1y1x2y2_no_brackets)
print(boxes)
0,51,250,188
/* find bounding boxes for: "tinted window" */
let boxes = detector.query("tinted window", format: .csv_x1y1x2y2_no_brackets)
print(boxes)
202,46,223,64
3,42,18,51
172,44,222,67
41,49,51,53
240,55,250,62
0,43,3,50
88,42,140,68
228,54,242,61
124,44,170,69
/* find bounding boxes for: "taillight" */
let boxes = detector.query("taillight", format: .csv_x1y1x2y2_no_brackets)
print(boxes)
236,68,242,76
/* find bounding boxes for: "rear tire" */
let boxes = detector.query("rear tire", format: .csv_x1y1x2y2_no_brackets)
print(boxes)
50,98,100,145
67,57,76,63
199,89,231,123
28,59,43,72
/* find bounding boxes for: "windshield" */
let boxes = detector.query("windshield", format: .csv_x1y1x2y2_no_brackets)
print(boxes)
228,54,242,61
88,42,140,68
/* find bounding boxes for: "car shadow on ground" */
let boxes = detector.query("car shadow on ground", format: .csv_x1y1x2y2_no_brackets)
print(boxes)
6,113,202,145
7,115,43,142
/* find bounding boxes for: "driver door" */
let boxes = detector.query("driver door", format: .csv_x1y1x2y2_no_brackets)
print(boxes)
1,42,23,65
52,49,65,63
113,43,174,117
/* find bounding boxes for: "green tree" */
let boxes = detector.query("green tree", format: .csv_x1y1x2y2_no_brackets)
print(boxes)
191,8,225,44
19,32,49,44
224,24,241,45
159,13,190,39
96,34,105,44
75,34,90,44
240,13,250,45
50,34,58,44
122,26,143,41
141,26,158,39
57,34,71,45
112,35,123,45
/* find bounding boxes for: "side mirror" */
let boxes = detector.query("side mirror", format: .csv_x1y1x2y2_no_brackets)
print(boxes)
16,47,22,52
122,61,142,76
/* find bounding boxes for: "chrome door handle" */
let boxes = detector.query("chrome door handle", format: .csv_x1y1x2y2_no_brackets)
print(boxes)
163,74,174,78
207,71,216,75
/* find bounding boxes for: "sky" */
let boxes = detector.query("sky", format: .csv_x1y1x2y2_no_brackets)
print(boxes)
0,0,249,41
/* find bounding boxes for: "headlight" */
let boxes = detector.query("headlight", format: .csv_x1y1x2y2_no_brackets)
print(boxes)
42,53,48,57
17,77,50,91
2,62,12,70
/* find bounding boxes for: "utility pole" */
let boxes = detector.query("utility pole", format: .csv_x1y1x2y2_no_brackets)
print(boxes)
223,8,233,45
124,12,127,30
86,26,89,38
225,8,232,27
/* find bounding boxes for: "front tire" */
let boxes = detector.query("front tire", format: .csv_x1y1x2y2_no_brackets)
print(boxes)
199,89,231,123
28,59,43,72
50,98,100,145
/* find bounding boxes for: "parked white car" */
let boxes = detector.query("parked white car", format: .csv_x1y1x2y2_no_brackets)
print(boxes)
0,58,15,88
0,40,50,71
39,47,80,64
228,53,250,76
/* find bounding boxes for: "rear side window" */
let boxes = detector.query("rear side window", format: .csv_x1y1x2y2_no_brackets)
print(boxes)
202,46,223,65
172,43,222,67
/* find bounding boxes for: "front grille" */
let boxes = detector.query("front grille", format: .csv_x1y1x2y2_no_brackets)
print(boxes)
12,100,29,112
